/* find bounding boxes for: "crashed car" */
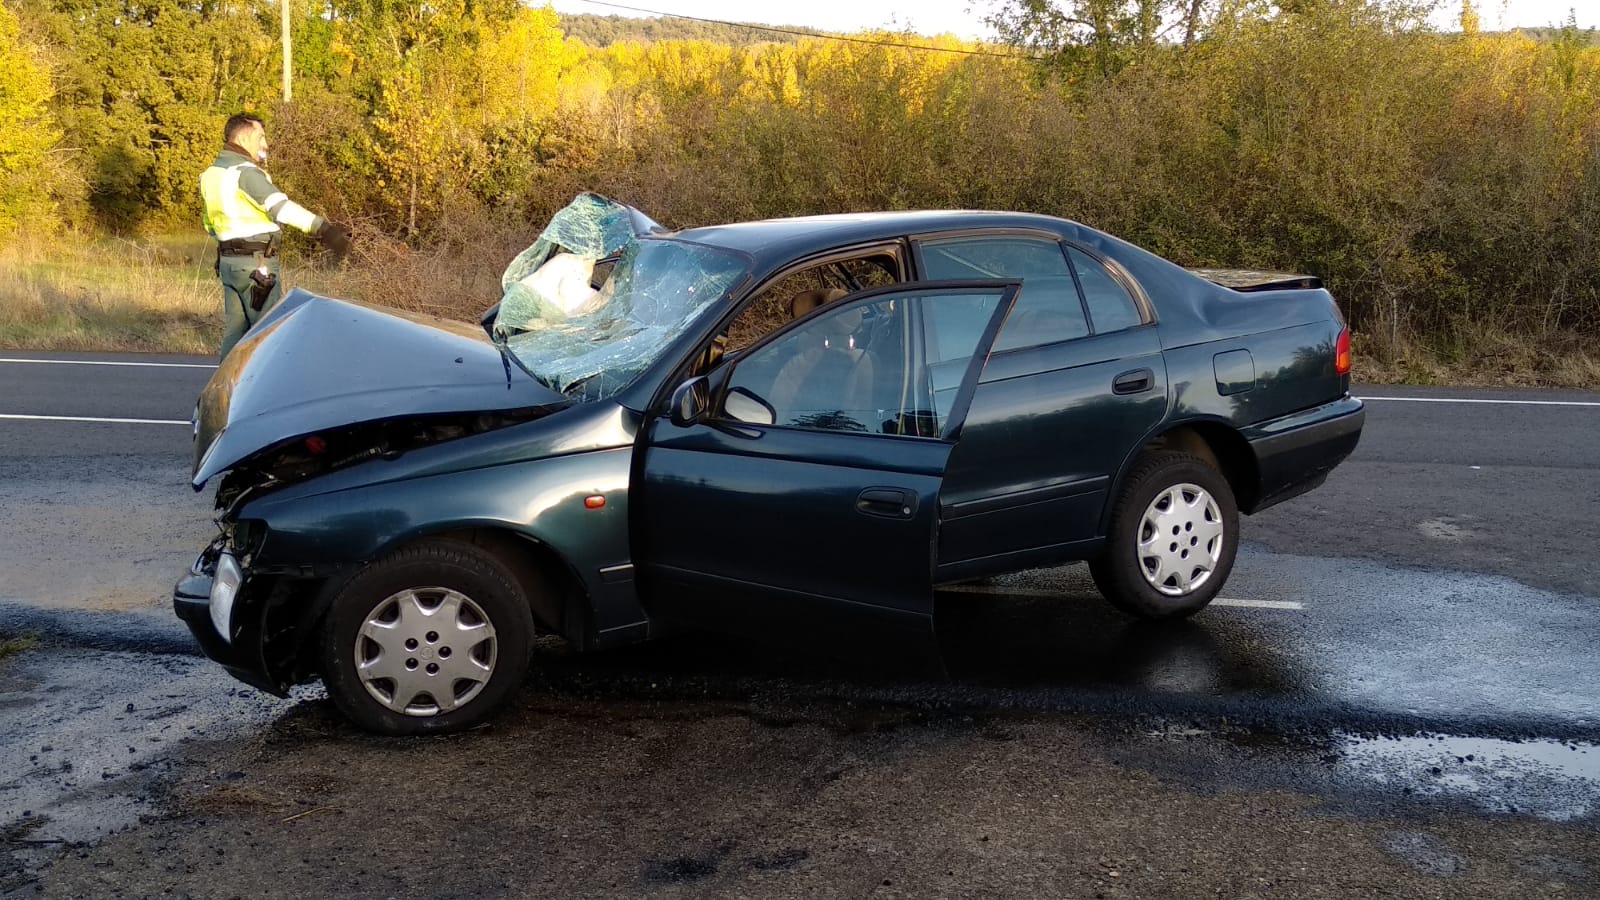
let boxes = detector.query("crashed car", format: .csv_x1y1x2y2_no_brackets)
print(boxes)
174,194,1364,734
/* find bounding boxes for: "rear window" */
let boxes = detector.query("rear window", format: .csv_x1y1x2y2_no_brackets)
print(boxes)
1067,247,1143,334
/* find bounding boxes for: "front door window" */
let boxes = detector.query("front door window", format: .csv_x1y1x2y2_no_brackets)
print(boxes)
720,286,1013,439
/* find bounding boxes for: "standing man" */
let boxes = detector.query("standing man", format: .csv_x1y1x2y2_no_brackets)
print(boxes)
201,113,352,358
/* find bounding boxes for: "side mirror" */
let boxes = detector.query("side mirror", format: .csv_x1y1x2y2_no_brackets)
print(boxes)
669,376,711,427
724,386,776,426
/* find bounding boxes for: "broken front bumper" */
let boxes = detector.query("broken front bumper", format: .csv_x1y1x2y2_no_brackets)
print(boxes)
172,548,287,697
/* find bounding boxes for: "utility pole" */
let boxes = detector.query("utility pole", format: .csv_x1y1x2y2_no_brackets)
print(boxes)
281,0,292,103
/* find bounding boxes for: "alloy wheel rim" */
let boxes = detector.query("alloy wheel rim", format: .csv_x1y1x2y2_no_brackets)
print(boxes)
1137,482,1224,597
354,587,497,716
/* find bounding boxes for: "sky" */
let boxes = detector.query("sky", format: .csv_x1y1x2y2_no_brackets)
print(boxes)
549,0,1597,39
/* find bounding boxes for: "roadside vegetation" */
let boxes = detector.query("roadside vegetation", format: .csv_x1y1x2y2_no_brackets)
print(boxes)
0,0,1596,385
0,634,38,664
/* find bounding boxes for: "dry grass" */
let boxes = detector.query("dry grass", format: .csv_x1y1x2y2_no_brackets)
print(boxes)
3,233,1597,390
293,225,521,322
0,634,38,663
1354,325,1600,389
0,234,218,354
0,226,521,354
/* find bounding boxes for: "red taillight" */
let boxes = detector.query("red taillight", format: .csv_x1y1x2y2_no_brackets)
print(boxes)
304,435,327,455
584,495,606,510
1335,328,1352,376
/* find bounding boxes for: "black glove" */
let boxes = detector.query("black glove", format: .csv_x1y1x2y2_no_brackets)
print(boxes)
317,221,353,261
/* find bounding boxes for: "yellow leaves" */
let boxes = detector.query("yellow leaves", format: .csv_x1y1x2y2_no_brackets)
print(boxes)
740,44,801,106
642,39,738,99
475,5,567,122
0,2,60,239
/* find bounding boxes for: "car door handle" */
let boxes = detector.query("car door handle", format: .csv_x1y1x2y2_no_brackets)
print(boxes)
857,487,917,520
1112,368,1154,395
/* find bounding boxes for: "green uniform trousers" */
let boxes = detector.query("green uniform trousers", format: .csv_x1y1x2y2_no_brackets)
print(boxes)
218,253,283,359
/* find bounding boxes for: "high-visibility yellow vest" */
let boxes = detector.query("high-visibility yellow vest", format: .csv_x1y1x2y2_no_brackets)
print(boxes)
200,147,322,243
200,158,279,242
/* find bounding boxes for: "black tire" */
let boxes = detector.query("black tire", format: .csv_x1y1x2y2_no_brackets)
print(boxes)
320,538,535,735
1089,451,1239,620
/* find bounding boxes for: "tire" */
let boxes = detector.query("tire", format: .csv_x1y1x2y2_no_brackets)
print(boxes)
1089,451,1239,620
319,538,535,735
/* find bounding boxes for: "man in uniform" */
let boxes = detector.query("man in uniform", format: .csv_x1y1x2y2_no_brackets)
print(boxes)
200,113,352,358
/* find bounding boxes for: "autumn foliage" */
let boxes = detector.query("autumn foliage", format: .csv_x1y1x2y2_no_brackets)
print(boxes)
3,0,1599,371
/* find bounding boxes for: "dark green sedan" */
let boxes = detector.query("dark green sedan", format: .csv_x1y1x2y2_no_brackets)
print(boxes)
175,196,1363,734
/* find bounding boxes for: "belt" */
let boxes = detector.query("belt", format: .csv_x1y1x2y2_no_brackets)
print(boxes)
217,236,280,257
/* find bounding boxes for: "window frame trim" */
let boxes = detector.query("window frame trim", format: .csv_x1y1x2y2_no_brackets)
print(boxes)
740,239,909,315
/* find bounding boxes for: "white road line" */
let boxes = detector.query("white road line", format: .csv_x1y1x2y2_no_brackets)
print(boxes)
1358,395,1600,408
0,357,216,369
1211,598,1304,610
939,583,1303,610
0,413,190,426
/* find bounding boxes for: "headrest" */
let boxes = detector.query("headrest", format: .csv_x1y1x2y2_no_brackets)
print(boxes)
789,287,848,319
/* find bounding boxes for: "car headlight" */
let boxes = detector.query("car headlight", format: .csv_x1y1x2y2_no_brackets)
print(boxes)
210,552,244,644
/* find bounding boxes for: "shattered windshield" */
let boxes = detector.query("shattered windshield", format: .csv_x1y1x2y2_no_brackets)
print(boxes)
492,196,750,400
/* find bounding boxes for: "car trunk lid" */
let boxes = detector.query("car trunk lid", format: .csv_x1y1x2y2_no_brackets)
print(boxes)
1188,268,1323,292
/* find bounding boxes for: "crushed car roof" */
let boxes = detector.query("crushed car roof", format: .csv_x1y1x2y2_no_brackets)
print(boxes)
669,210,1091,259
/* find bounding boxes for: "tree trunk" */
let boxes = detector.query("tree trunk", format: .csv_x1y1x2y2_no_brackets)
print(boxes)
1183,0,1204,47
406,172,418,237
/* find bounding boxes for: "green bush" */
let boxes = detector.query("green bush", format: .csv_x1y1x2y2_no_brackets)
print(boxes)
4,0,1598,356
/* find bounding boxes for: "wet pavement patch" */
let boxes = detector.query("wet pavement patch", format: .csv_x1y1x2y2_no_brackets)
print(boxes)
1335,733,1600,823
0,646,281,894
0,603,197,658
22,689,1600,900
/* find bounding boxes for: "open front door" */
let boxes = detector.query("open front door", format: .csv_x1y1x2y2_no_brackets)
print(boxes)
636,281,1019,645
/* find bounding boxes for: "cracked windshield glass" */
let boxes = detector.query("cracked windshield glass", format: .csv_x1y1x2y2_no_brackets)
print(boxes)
493,195,750,400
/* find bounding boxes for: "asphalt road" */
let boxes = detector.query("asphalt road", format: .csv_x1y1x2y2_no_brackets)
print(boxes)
2,350,1599,898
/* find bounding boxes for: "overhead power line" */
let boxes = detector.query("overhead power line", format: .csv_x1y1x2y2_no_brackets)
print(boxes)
572,0,1046,61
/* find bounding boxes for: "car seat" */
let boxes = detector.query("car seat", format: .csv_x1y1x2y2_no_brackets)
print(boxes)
767,294,877,429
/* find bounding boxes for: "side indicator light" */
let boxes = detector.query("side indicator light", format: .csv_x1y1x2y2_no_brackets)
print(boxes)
584,495,606,509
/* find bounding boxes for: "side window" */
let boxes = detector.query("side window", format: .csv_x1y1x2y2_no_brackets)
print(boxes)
1067,247,1143,333
722,252,900,356
918,236,1088,351
723,290,1005,439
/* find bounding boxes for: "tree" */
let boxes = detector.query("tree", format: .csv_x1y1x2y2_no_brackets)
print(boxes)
10,0,280,230
0,1,61,238
982,0,1190,77
371,54,461,236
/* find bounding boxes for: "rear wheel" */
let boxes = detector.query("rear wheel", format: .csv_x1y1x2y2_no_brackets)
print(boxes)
1090,451,1239,620
320,539,534,735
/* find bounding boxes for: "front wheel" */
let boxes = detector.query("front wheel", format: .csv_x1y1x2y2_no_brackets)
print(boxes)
1089,451,1239,620
319,539,535,735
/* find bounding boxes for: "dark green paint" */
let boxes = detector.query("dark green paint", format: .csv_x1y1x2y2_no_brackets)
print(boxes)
175,209,1364,692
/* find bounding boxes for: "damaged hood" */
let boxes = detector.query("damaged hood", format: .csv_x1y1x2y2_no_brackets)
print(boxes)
193,290,563,488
